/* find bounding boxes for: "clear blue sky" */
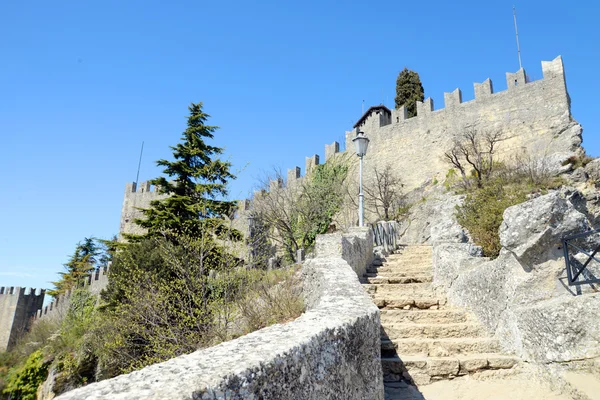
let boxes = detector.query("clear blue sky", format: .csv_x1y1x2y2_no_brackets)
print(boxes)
1,0,598,294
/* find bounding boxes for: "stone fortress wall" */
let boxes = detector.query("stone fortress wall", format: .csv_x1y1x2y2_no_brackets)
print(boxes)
0,287,45,351
232,56,582,228
31,266,110,323
57,228,383,400
119,181,167,239
0,268,109,352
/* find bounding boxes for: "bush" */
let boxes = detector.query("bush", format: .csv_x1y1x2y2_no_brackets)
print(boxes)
2,350,49,400
456,179,528,257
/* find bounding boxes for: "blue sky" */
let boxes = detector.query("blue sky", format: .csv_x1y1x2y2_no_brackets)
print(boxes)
1,0,598,295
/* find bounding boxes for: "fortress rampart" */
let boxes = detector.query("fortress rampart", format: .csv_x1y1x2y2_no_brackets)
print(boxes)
0,267,109,351
257,56,581,199
32,265,110,324
0,287,45,351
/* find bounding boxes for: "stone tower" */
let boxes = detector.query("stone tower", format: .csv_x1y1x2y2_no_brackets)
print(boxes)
119,181,167,240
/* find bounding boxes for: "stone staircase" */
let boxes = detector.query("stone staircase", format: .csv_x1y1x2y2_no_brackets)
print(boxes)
362,245,520,399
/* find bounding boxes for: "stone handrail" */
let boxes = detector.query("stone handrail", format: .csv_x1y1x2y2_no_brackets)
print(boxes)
57,227,383,400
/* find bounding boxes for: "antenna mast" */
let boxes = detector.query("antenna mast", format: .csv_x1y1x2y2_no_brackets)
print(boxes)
135,141,144,184
513,6,523,70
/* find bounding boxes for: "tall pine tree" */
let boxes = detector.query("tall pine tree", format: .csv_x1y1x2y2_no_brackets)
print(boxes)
394,68,425,118
134,102,237,239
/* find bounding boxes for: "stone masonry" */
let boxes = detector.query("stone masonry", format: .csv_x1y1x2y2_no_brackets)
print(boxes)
0,287,44,351
119,181,167,240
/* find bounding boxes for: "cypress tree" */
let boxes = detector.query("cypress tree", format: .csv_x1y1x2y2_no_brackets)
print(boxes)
395,68,425,118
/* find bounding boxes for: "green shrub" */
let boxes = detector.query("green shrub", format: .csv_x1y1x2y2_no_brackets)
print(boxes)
456,180,528,257
561,153,594,170
2,350,49,400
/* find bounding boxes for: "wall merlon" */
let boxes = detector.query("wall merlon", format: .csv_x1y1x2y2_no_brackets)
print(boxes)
237,199,250,212
542,55,565,79
392,106,408,123
444,88,462,108
416,98,434,116
474,78,494,99
305,154,320,174
269,177,283,191
287,166,301,183
325,141,340,162
506,68,527,90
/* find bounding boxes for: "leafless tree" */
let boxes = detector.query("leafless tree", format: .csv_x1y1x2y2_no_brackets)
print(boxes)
364,164,404,221
443,128,505,188
251,157,350,261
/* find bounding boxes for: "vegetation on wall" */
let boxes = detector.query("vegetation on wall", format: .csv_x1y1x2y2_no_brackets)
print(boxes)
445,131,565,257
251,156,350,262
395,68,425,118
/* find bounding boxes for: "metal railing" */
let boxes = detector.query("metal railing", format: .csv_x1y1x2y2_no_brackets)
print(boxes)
562,228,600,286
371,221,398,253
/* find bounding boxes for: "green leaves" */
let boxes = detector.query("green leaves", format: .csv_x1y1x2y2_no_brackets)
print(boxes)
133,102,237,240
395,68,425,118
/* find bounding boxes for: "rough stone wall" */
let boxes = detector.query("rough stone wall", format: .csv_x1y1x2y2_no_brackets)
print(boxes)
119,181,167,240
0,287,45,351
346,56,581,191
56,228,383,400
32,266,110,323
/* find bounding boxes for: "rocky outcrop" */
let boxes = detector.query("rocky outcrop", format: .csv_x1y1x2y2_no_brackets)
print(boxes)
56,229,383,400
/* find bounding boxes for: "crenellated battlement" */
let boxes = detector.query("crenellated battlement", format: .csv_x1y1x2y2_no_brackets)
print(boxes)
0,287,45,297
356,56,565,133
126,181,159,194
120,181,168,240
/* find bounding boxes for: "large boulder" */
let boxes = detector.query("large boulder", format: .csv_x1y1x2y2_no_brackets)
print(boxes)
499,192,590,265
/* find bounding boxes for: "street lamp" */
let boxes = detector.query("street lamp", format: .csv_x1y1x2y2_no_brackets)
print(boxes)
352,130,369,227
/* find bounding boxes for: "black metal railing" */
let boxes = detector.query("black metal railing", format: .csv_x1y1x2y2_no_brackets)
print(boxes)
562,228,600,286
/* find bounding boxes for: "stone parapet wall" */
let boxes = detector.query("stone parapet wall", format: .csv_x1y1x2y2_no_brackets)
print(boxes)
57,228,383,400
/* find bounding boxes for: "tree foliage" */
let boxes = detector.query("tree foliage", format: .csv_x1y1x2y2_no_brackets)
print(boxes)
133,102,238,240
252,156,350,261
395,68,425,118
48,238,107,297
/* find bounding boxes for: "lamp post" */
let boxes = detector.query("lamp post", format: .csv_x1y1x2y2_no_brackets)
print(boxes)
352,130,369,227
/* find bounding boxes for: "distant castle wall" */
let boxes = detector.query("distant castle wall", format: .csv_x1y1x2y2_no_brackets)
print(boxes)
32,266,110,324
0,267,110,351
0,287,44,351
119,181,167,240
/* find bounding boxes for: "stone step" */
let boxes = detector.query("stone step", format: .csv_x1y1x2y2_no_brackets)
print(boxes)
382,322,487,339
383,381,424,400
367,266,432,275
380,309,469,324
380,337,502,357
381,354,519,386
364,275,432,284
373,296,442,310
364,283,433,294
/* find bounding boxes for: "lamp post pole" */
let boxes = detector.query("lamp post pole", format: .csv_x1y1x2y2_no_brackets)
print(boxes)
352,130,369,227
359,153,364,227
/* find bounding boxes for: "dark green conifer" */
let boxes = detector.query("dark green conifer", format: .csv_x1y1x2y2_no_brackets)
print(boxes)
394,68,425,118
